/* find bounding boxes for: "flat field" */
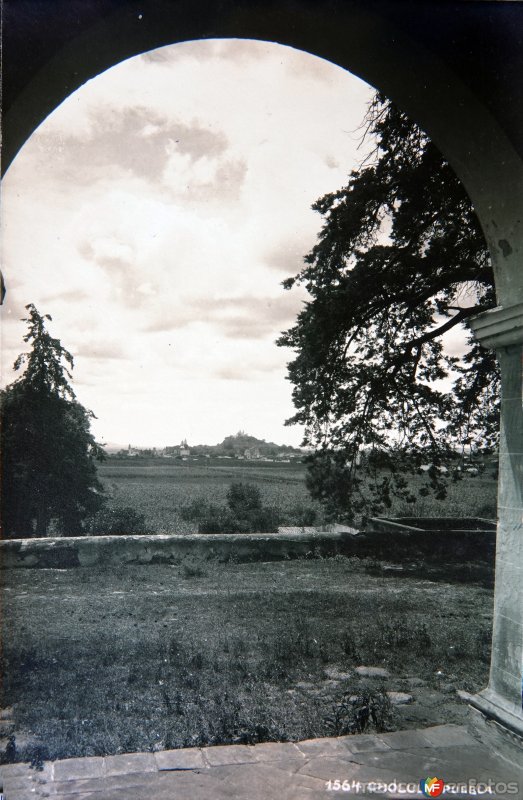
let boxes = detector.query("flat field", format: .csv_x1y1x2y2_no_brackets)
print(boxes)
2,557,493,763
97,457,498,533
98,458,320,533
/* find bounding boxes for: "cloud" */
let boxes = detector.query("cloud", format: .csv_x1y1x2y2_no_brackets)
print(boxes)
33,107,231,187
212,364,270,381
2,37,372,447
142,292,305,339
162,149,247,203
141,39,272,66
213,365,246,381
263,241,309,275
209,39,277,63
218,318,280,340
284,48,342,85
73,340,129,361
77,243,151,308
217,295,306,339
212,352,287,381
30,102,248,216
205,158,247,203
79,239,134,267
41,289,91,305
140,47,174,64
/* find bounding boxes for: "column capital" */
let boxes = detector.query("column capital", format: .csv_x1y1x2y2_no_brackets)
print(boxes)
468,302,523,349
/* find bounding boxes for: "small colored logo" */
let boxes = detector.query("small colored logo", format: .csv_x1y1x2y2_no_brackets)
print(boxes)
420,777,445,797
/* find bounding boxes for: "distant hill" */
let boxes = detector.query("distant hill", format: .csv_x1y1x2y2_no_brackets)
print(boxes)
99,441,128,454
191,431,304,459
106,432,305,460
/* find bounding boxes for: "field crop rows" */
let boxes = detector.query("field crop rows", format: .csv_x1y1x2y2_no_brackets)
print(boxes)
96,459,497,534
97,460,319,533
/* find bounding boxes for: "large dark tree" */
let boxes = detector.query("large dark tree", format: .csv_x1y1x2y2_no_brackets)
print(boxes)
278,93,499,521
1,304,105,537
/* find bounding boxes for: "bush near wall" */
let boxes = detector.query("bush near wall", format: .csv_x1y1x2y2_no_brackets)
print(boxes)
84,505,147,535
189,482,282,534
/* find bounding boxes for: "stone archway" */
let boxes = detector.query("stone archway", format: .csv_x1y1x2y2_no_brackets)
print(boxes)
2,0,522,755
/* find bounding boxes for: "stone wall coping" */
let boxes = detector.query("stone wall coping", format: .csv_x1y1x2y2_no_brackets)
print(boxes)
0,529,351,548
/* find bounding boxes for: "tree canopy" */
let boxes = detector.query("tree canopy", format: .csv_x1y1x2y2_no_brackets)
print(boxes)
1,304,106,536
277,92,499,521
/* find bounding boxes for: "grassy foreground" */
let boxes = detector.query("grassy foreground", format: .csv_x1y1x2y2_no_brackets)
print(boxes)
2,556,493,763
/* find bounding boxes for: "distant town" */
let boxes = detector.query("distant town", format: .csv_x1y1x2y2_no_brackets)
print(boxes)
108,431,308,463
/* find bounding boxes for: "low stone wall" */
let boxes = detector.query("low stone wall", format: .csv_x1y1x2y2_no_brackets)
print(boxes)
0,530,352,569
368,516,496,534
0,520,496,569
360,523,496,561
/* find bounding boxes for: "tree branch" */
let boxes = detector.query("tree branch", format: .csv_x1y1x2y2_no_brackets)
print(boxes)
386,306,479,376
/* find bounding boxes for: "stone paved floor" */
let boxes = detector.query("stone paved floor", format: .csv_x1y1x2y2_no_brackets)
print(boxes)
2,725,523,800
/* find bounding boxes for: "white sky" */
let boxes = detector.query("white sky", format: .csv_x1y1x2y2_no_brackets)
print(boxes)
1,39,376,448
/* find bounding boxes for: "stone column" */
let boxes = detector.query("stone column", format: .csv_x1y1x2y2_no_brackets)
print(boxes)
468,302,523,756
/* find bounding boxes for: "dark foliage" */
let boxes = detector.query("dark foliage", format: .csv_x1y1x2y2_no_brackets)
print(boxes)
84,505,148,535
325,685,393,735
226,481,262,516
278,93,499,521
192,482,281,534
1,304,105,537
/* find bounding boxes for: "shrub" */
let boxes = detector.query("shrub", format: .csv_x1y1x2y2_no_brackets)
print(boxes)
198,506,281,534
181,558,208,578
288,503,318,527
179,496,213,522
197,482,281,533
248,505,281,533
325,686,393,735
226,482,262,515
198,507,244,534
85,505,147,535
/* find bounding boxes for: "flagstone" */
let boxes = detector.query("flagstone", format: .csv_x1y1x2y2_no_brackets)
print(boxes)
2,724,522,800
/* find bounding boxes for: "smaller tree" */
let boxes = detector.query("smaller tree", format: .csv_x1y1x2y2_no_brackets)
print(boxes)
186,482,281,534
226,482,262,517
1,304,105,537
